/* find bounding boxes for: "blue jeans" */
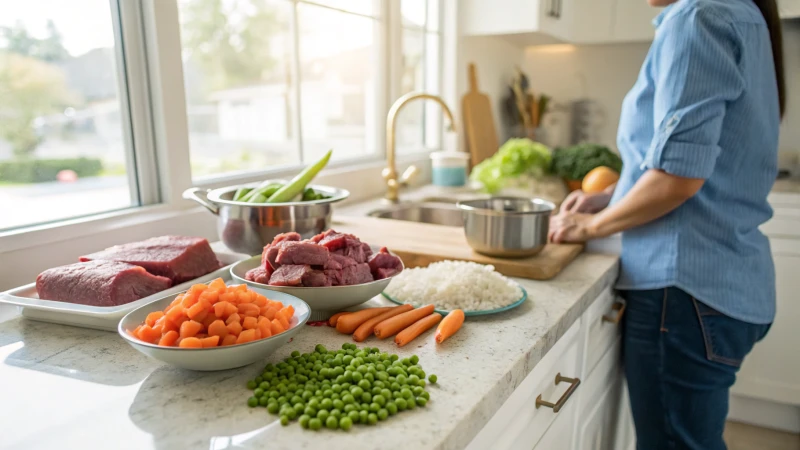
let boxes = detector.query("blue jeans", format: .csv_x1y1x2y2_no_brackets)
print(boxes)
621,288,770,450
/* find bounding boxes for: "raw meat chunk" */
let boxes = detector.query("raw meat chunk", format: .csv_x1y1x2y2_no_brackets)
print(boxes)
302,269,331,287
318,231,361,251
245,266,271,284
368,247,404,279
36,260,172,307
269,265,312,286
275,241,330,266
341,263,374,285
79,236,220,284
333,245,369,264
324,253,357,270
272,232,301,244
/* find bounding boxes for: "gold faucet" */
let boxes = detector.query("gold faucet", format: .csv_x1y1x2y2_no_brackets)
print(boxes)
383,92,457,203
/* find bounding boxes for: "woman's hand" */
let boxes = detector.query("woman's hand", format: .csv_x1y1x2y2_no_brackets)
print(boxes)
560,190,613,214
549,212,597,243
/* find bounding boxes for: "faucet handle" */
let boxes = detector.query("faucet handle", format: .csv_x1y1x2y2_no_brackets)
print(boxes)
400,165,419,186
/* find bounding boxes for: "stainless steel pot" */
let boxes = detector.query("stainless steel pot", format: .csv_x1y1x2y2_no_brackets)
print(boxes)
183,183,349,255
457,197,555,258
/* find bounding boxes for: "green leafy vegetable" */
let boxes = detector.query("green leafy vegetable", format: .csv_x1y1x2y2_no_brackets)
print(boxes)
469,138,552,193
550,143,622,180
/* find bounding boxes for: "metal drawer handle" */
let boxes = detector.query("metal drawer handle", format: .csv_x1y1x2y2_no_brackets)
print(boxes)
602,301,626,325
535,373,580,412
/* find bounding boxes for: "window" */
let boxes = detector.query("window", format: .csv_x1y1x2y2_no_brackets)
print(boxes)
0,0,140,231
396,0,442,156
178,0,385,180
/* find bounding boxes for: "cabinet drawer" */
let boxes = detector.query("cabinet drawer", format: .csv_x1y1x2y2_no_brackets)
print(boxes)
583,288,623,376
467,320,582,450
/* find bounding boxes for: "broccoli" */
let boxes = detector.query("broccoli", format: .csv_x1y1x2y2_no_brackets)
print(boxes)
550,143,623,180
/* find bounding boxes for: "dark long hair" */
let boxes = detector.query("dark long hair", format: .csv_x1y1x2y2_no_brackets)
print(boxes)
753,0,786,117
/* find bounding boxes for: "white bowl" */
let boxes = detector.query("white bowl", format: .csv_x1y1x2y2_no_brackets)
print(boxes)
230,254,402,321
118,287,310,371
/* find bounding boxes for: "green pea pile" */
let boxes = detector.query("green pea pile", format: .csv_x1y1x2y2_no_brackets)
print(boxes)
245,343,438,431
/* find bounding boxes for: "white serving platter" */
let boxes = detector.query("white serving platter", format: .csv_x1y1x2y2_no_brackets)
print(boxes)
0,251,248,331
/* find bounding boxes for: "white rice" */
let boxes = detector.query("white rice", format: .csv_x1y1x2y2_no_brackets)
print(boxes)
384,260,523,311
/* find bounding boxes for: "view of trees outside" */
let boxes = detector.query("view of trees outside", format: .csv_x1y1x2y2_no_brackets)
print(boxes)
0,0,441,230
0,0,132,230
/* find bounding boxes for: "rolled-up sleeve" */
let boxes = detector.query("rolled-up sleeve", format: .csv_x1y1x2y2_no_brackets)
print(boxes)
642,8,745,179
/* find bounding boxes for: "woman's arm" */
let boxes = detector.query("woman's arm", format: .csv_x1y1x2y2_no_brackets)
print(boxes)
560,182,617,214
549,170,703,243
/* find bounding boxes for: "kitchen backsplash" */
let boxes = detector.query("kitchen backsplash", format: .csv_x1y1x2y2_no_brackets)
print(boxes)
520,20,800,154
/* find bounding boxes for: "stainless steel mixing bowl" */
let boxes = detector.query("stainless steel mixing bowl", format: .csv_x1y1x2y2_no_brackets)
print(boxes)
184,182,349,255
457,197,555,258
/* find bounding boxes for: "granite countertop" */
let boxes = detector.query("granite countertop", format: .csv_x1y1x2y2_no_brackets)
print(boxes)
0,252,618,450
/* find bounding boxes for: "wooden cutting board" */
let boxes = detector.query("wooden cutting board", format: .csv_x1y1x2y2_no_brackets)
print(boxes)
332,215,583,280
462,63,499,168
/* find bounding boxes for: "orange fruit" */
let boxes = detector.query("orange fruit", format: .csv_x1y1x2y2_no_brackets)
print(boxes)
582,166,620,193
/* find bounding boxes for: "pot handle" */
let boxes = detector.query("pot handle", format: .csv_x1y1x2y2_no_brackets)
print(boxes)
182,187,219,215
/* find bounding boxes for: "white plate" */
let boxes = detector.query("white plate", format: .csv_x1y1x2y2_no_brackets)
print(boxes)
0,251,247,331
229,250,402,322
118,287,310,371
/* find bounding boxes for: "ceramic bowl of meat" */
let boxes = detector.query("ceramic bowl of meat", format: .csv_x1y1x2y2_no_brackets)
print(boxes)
118,286,310,371
230,250,403,322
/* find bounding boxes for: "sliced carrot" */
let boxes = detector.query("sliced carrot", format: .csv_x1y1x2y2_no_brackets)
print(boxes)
237,291,253,304
214,301,231,318
199,289,219,305
158,330,179,347
238,303,260,318
276,313,289,330
170,295,183,307
373,305,435,339
131,324,143,338
201,335,220,348
166,305,187,325
225,302,238,317
219,292,236,304
395,313,442,347
236,329,256,344
233,284,248,293
328,312,350,327
189,283,208,294
179,337,202,348
335,307,392,334
262,305,279,320
352,305,413,342
270,319,285,335
201,313,219,329
145,311,164,327
259,305,270,316
225,313,241,325
187,299,211,321
227,321,243,337
181,291,200,308
137,325,161,343
268,300,284,310
179,320,203,339
253,294,267,307
254,329,262,340
155,315,178,334
435,309,465,344
208,277,226,292
258,317,272,338
220,334,237,346
242,316,258,330
207,319,229,339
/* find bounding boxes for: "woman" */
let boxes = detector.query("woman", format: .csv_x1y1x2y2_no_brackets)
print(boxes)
549,0,785,449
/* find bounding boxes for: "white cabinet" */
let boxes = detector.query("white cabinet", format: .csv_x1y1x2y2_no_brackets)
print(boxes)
461,0,657,45
468,287,634,450
611,0,659,42
779,0,800,18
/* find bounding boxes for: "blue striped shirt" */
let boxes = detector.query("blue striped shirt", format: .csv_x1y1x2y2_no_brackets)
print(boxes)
611,0,779,324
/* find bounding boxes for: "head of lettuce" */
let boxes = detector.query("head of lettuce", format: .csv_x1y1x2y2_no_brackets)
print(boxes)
469,138,552,194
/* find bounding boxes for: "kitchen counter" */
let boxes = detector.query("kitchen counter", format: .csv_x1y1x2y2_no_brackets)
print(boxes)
0,251,618,450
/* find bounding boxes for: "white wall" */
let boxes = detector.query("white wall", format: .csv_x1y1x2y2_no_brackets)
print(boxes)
519,20,800,151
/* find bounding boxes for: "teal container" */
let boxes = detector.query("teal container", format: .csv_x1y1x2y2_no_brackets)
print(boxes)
430,151,470,187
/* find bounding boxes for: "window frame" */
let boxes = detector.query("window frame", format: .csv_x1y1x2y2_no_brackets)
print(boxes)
0,0,454,254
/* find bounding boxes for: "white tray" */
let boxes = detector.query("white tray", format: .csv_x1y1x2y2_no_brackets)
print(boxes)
0,251,247,331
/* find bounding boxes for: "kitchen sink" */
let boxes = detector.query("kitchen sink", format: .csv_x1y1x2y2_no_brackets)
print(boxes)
367,202,464,227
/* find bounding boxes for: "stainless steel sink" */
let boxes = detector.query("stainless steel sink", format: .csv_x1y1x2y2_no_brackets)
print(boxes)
368,202,464,227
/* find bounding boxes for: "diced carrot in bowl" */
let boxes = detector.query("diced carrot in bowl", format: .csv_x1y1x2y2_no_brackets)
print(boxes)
128,279,299,349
